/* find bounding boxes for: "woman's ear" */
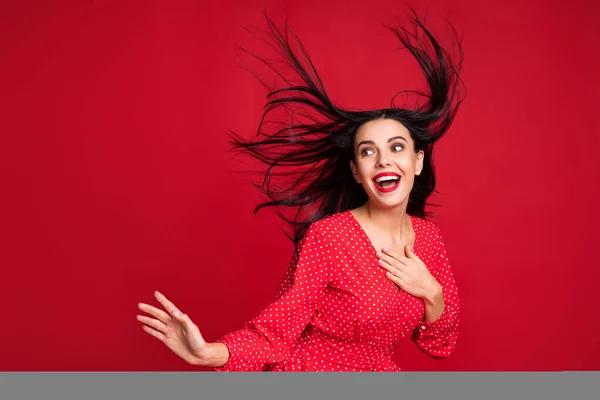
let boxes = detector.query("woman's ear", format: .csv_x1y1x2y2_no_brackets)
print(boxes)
415,150,424,176
350,160,361,183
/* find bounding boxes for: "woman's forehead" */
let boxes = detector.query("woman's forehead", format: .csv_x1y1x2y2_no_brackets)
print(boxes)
355,119,411,142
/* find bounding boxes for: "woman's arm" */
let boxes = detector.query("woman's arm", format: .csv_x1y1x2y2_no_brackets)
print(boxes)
411,225,460,358
211,222,334,371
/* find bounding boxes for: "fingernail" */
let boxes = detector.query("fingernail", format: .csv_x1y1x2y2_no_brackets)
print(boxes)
382,247,389,252
376,251,383,257
386,272,392,277
378,259,384,265
172,309,181,316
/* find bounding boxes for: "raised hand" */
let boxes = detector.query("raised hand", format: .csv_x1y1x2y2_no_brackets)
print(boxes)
137,291,210,366
376,245,442,301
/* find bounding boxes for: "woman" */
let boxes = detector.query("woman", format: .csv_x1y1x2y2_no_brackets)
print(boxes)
136,10,463,371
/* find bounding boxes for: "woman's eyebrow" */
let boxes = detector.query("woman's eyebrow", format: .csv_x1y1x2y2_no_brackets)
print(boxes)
356,136,407,150
387,136,407,143
356,140,375,150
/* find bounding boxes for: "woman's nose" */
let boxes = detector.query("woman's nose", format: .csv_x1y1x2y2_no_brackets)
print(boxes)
377,152,392,167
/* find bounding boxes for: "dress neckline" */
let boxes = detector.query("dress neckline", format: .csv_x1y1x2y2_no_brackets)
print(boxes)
344,209,420,257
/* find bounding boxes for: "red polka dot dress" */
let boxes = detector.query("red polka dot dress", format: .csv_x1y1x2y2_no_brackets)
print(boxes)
214,210,460,371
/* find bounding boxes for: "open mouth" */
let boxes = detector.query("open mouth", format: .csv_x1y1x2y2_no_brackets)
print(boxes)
373,173,401,192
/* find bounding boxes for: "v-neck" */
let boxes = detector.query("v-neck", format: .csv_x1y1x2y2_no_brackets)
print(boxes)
345,209,420,258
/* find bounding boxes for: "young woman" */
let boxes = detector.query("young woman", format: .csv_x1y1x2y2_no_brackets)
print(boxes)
136,10,463,372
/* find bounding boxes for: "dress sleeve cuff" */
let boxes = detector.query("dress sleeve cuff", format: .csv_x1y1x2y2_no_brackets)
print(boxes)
212,334,246,372
416,307,453,339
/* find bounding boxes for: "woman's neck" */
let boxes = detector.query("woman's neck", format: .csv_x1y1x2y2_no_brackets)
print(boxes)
359,201,411,239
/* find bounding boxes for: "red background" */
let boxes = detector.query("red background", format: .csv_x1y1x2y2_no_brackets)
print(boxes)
1,0,599,371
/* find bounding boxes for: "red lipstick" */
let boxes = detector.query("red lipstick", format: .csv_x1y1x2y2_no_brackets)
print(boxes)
373,172,401,193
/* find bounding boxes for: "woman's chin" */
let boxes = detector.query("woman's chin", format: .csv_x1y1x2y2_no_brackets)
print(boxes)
366,195,409,210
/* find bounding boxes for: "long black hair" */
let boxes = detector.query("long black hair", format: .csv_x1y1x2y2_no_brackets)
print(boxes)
229,9,464,258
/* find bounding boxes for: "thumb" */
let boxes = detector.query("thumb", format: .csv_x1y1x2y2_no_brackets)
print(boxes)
405,244,415,258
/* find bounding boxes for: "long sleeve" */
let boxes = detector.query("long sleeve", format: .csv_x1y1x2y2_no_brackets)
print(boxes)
412,224,460,358
213,222,334,371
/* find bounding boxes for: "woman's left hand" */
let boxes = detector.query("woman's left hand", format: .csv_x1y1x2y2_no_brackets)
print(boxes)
377,245,441,301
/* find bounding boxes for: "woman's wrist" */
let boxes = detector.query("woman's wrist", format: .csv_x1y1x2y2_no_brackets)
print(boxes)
191,342,230,368
423,281,443,307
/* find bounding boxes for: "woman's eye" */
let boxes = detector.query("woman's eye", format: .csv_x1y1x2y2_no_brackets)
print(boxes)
392,144,403,152
361,148,374,156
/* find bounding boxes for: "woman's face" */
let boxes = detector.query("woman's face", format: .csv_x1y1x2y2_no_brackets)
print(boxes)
350,118,424,210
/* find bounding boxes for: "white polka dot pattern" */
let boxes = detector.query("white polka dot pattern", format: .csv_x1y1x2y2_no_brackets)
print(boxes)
214,210,460,371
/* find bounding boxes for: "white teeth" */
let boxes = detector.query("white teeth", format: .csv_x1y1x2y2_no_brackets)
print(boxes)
375,176,399,183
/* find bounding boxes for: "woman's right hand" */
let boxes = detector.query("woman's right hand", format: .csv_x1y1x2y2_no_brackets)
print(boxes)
137,291,213,366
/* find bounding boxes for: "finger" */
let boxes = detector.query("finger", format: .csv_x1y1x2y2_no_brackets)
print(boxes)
380,248,410,265
377,258,397,274
381,247,402,261
385,271,407,289
173,311,198,334
376,252,396,268
378,255,406,271
136,315,167,332
154,291,182,318
153,292,198,334
138,302,171,324
377,252,406,269
398,255,412,265
378,258,409,279
142,325,165,341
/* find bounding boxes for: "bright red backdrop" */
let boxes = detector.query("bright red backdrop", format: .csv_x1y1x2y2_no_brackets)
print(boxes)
1,0,599,371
